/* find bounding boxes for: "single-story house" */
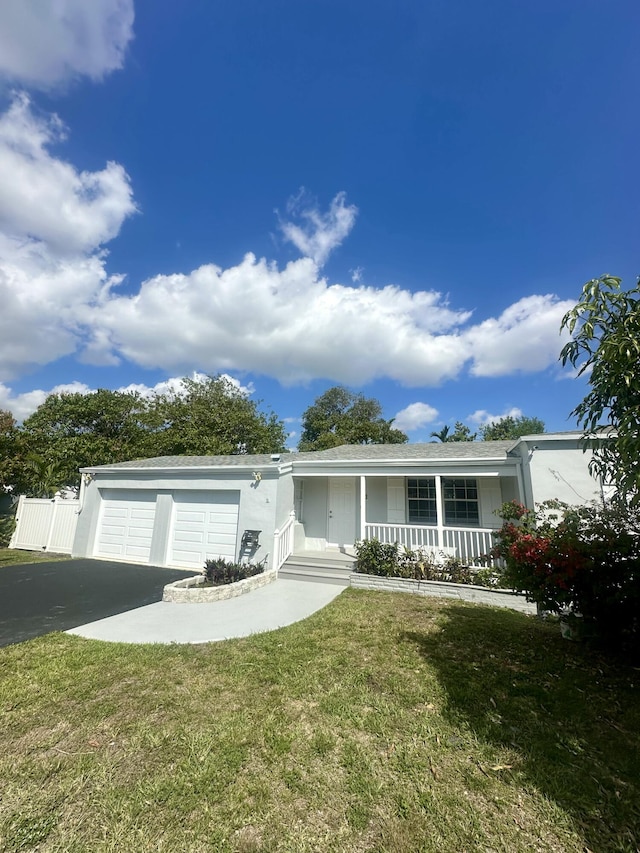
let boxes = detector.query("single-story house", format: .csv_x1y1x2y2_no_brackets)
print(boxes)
71,432,607,574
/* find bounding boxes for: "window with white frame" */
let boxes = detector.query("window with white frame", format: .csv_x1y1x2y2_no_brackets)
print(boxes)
407,478,437,524
442,478,479,525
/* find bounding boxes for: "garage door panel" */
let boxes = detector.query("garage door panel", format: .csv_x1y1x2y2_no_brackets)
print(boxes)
172,530,206,544
176,510,207,524
206,534,236,550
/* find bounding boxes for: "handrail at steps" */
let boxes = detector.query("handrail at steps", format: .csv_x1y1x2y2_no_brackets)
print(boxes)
273,510,296,571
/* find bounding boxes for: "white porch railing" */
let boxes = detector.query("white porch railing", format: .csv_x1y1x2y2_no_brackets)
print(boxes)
9,495,79,554
273,510,296,571
363,523,496,564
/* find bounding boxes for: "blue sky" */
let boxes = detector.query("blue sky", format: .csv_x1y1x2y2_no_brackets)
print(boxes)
0,1,637,446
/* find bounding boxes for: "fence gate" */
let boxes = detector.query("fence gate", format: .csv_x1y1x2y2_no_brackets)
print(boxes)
9,496,79,554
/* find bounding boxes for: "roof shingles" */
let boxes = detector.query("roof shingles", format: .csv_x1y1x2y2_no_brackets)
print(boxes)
83,441,518,472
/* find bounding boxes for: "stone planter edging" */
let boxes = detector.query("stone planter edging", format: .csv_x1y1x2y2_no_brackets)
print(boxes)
163,569,277,603
350,573,536,614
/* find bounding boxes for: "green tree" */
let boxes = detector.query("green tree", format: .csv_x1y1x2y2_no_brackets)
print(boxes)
480,415,545,441
298,386,407,451
431,422,477,442
19,389,150,487
430,425,451,443
0,409,17,489
560,274,640,503
15,375,287,490
149,375,286,456
23,453,69,498
449,421,477,442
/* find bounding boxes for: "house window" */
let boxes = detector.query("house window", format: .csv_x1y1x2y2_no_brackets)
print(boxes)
443,478,479,525
407,478,437,524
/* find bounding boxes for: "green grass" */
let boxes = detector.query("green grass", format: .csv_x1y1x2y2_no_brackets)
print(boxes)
0,549,69,567
0,590,639,852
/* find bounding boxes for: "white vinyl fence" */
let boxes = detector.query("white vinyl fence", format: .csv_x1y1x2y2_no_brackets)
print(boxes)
9,495,79,554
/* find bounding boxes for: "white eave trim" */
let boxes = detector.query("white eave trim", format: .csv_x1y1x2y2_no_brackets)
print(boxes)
79,463,284,475
291,456,513,467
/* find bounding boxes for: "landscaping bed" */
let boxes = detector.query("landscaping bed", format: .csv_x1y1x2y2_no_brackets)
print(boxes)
163,568,277,602
350,572,535,613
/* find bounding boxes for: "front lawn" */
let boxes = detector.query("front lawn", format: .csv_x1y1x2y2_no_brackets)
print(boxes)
0,549,69,567
0,591,638,852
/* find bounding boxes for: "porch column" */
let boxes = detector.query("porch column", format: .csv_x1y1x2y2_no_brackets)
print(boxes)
515,463,527,507
434,475,444,550
360,475,367,541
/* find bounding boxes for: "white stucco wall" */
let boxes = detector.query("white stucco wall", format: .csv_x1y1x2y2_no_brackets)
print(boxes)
516,439,603,507
73,469,279,568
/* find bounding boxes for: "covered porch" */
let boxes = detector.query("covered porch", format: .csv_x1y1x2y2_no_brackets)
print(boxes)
291,469,521,565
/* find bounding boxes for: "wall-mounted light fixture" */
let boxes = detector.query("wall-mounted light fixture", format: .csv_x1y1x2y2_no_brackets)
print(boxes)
82,472,94,485
252,471,262,483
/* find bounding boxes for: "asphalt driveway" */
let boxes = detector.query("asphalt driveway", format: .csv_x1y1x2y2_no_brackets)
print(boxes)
0,558,192,647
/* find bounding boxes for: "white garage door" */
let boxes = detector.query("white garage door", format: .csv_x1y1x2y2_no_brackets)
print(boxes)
168,491,239,569
95,490,157,562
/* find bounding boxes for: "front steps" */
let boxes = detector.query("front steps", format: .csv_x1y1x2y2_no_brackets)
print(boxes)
279,550,355,586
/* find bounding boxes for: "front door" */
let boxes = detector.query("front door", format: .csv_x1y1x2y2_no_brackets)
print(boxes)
327,478,356,546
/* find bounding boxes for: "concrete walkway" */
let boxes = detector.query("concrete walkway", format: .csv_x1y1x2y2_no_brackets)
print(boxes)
67,579,344,644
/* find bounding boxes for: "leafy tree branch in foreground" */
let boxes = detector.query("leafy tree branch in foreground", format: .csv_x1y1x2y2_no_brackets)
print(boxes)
560,274,640,503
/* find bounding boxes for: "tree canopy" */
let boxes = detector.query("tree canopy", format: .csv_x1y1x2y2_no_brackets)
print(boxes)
147,375,287,457
560,274,640,503
0,409,17,489
298,386,407,451
479,415,545,441
430,422,477,442
8,375,287,494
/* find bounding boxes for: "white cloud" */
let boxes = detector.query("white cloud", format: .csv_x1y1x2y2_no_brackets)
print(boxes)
0,96,136,379
83,253,476,386
0,97,573,393
0,0,134,88
463,294,573,377
0,94,136,254
279,190,358,266
393,402,439,432
0,232,122,378
76,252,572,389
468,407,523,426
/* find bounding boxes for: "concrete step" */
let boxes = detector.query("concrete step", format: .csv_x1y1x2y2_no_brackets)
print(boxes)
287,551,356,568
278,554,353,586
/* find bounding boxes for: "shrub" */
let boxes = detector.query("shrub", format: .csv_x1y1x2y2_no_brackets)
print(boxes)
492,499,640,649
0,511,15,548
353,538,500,586
353,539,401,577
202,557,266,586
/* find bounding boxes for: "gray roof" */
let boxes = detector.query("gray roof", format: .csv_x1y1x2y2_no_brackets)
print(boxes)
83,440,521,472
292,441,517,462
83,453,288,471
